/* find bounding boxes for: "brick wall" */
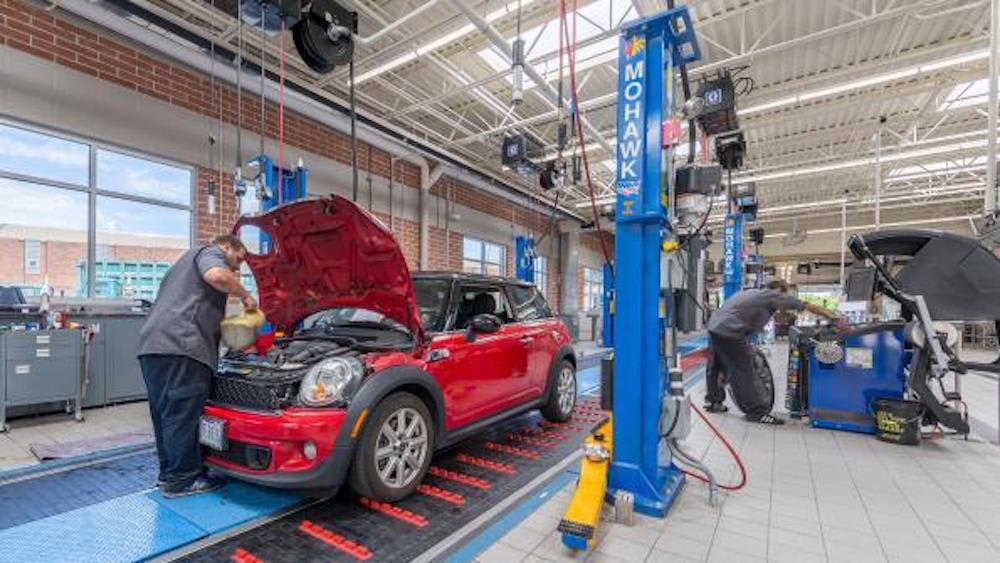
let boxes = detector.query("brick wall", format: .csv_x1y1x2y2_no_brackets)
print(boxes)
0,0,578,301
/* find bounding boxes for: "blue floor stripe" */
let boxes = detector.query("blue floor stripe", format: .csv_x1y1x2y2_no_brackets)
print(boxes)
445,470,578,563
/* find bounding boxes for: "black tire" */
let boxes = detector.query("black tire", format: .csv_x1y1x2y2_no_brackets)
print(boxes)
541,359,577,422
729,348,775,414
347,392,434,502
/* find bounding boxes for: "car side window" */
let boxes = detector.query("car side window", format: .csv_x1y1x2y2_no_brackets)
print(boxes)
454,285,514,330
507,285,552,322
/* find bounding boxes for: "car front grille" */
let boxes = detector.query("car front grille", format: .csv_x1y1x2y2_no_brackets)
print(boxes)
210,375,291,411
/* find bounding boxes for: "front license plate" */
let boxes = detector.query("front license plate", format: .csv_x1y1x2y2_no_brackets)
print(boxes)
199,416,228,451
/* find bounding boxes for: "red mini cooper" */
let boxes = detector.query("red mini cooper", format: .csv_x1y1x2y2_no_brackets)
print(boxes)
200,196,576,501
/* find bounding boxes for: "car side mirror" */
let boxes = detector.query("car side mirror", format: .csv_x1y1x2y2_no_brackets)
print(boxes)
465,313,501,342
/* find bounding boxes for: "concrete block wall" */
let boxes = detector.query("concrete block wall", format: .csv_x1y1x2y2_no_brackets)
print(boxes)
0,0,612,319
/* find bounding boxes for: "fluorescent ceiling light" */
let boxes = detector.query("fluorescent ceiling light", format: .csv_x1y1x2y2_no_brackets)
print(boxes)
477,0,635,90
355,0,540,84
739,48,989,117
738,138,987,183
757,214,978,239
937,78,1000,111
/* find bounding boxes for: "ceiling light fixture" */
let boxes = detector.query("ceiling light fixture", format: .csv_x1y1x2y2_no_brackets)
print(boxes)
738,48,989,117
355,0,540,84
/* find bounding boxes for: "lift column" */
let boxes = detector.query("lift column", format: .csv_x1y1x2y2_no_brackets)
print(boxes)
608,9,699,517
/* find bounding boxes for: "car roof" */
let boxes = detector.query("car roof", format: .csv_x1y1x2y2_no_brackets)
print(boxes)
412,271,533,287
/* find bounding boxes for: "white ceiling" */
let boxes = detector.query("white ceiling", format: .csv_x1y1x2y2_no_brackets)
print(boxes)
119,0,995,243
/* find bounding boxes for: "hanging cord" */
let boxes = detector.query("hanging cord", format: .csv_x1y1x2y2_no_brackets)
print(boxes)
278,17,286,205
259,9,266,162
350,59,359,202
235,0,244,215
563,0,613,271
210,0,221,231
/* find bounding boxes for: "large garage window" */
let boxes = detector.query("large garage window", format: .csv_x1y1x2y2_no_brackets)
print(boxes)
533,255,549,299
583,267,603,312
463,237,506,277
0,120,192,299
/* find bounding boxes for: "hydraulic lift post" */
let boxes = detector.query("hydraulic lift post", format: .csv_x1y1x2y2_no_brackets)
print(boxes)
607,8,700,518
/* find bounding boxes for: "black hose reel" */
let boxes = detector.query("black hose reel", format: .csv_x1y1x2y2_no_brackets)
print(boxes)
291,0,357,73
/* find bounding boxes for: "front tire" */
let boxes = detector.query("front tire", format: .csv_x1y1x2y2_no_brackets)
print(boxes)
348,392,434,502
541,360,577,422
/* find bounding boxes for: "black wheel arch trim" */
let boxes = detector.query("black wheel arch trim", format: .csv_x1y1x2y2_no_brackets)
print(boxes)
334,364,447,453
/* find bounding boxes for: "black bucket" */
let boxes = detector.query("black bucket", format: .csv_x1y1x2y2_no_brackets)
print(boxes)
874,398,924,446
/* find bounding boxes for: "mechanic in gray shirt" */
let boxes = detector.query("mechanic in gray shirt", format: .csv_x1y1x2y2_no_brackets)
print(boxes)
704,280,840,424
137,235,256,497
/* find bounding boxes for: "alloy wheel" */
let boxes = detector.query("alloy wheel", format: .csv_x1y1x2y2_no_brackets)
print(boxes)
557,366,576,415
374,407,429,489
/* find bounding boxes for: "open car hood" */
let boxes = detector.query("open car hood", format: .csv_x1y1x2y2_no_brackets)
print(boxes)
234,196,424,346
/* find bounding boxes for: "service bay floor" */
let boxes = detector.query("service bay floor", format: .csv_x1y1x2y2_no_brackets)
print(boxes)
2,343,1000,563
476,342,1000,563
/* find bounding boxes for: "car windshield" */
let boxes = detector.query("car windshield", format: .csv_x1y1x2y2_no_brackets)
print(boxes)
413,278,450,332
301,308,410,335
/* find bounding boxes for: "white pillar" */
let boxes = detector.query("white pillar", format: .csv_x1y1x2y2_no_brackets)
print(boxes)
988,0,1000,213
875,122,883,230
839,200,847,289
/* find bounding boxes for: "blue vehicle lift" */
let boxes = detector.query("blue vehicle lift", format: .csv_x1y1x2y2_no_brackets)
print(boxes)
607,8,700,518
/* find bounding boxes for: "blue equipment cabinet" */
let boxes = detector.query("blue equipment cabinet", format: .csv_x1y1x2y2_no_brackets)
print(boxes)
807,327,909,434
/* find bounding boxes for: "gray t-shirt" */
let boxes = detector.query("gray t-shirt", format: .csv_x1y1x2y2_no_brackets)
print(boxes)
137,246,230,369
707,288,805,339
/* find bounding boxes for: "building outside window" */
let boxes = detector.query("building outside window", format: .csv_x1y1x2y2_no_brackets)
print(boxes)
583,267,603,312
0,120,192,299
534,255,548,299
463,237,506,277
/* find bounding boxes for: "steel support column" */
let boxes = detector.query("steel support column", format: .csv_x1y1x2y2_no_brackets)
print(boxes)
988,0,1000,212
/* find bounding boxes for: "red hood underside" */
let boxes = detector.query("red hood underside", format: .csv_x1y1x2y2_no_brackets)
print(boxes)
234,196,424,346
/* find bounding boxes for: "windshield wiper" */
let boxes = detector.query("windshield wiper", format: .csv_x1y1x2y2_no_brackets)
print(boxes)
281,332,406,352
320,321,412,336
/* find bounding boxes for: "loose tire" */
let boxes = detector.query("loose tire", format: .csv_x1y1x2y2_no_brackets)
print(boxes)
348,392,434,502
541,359,577,422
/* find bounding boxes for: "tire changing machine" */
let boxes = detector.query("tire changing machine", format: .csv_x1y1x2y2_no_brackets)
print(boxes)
559,7,702,549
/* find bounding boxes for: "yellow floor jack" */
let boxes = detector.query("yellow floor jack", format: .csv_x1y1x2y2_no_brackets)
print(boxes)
556,416,613,550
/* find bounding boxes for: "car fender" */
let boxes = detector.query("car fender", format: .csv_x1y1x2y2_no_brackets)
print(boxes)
333,364,447,453
543,344,577,400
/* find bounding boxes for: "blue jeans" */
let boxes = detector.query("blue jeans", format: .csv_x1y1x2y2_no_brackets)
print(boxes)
140,355,213,493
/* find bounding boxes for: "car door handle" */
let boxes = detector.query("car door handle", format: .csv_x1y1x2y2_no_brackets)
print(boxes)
519,336,535,344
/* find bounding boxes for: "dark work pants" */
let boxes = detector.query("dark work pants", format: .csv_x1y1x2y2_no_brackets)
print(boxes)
140,355,212,493
705,333,770,418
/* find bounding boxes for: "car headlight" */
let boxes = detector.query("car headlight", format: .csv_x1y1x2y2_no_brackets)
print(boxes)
298,357,363,407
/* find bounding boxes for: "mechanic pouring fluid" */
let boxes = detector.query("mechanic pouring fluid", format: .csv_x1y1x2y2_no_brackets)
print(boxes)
137,235,258,498
704,280,842,424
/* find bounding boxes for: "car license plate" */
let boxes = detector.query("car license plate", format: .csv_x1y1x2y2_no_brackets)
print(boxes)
199,416,228,451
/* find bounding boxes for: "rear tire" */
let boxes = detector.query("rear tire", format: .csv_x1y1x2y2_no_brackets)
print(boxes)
541,360,577,422
348,392,434,502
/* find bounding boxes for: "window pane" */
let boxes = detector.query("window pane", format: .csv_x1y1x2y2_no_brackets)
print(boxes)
462,259,481,274
485,242,503,264
94,196,190,299
484,263,502,277
97,149,192,206
0,123,89,186
463,238,482,260
0,179,88,296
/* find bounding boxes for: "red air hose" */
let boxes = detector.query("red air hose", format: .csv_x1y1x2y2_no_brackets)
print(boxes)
562,0,613,270
680,404,747,491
